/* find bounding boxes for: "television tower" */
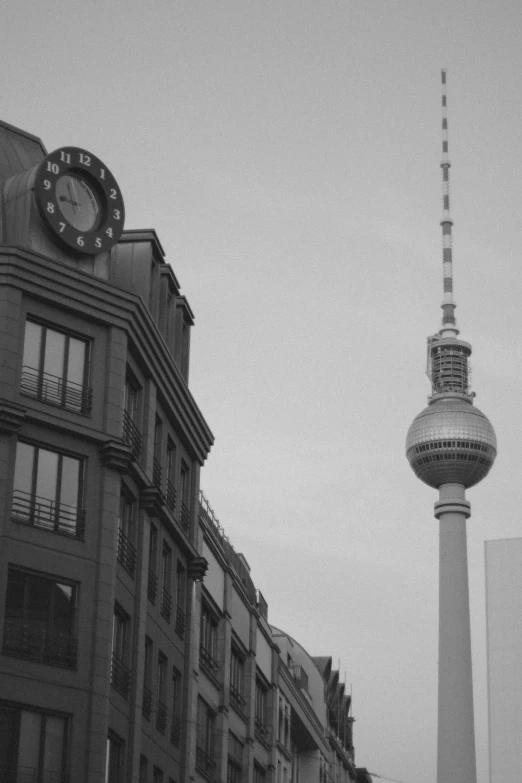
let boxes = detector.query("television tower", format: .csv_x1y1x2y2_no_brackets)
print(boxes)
405,71,497,783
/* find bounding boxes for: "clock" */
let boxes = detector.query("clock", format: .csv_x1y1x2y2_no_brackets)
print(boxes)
34,146,125,254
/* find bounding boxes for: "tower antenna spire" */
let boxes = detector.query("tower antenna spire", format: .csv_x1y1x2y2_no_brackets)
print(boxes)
440,69,457,336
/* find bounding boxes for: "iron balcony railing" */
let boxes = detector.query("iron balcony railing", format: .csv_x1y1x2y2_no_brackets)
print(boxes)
156,700,167,734
227,759,242,783
289,664,309,691
111,653,131,699
160,588,172,622
196,747,217,780
2,620,77,669
171,714,182,747
122,410,142,458
166,480,176,513
142,684,153,719
200,646,219,676
180,502,190,534
229,684,246,714
152,457,162,490
147,570,158,603
0,762,69,783
21,365,92,416
117,528,137,578
175,606,186,639
254,717,271,745
11,489,85,539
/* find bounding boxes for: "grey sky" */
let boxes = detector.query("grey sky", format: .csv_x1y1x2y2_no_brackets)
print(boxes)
2,1,522,781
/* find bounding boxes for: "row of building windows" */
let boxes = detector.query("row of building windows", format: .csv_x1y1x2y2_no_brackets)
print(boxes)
19,318,193,531
142,636,183,745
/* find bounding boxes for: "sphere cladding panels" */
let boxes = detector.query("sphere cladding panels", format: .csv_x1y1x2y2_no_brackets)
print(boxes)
406,398,497,489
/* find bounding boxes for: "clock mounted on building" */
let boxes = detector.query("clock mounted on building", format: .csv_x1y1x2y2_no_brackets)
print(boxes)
34,146,125,254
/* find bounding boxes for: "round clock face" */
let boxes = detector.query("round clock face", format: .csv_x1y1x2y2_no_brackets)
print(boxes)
34,147,125,254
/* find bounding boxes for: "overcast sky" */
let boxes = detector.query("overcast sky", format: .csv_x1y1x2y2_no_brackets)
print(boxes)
2,2,522,781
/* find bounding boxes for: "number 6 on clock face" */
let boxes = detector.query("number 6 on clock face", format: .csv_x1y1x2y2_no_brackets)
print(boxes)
35,146,125,254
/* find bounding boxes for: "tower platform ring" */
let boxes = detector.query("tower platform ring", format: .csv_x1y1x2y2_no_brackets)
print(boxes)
406,397,497,489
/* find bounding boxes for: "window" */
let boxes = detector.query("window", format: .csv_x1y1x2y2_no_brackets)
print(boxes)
111,605,131,699
153,767,164,783
143,637,153,720
3,567,77,669
0,701,69,783
230,643,246,714
118,487,137,577
140,755,149,783
106,733,124,783
160,544,172,622
12,441,85,538
166,438,177,512
171,667,182,747
254,763,266,783
122,372,142,458
153,416,163,489
148,525,158,603
21,319,91,414
156,652,167,734
200,600,219,676
255,675,269,742
179,461,190,533
175,562,186,638
196,697,216,779
227,733,243,783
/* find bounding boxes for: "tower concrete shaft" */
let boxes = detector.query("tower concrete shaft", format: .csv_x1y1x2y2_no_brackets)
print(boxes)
434,483,476,783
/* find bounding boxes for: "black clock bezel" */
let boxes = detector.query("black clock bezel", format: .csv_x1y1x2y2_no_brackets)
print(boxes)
34,146,125,254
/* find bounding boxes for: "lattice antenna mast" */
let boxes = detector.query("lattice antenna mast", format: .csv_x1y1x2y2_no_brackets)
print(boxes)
440,69,457,336
426,70,472,399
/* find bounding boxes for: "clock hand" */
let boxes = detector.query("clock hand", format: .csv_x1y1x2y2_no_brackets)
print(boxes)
70,177,80,215
59,195,80,207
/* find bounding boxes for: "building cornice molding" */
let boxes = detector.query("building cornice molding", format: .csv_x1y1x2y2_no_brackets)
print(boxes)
0,398,26,433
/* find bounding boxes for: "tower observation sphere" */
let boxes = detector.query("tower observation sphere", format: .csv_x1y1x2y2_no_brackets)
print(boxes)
406,397,497,489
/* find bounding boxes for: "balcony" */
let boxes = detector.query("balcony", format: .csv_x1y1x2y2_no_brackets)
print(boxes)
122,410,142,458
180,501,190,534
230,684,246,715
289,664,309,691
0,763,69,783
11,489,85,539
254,717,271,745
156,700,167,734
166,480,176,513
21,365,92,416
117,529,137,577
2,620,77,669
171,714,182,747
142,684,153,719
147,570,158,603
111,653,131,699
200,646,219,677
175,605,186,638
160,588,172,622
153,457,162,490
196,747,217,780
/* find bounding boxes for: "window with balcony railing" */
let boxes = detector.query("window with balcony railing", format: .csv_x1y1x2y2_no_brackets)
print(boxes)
122,372,142,458
227,733,243,783
175,605,186,639
230,644,246,715
152,457,162,490
3,568,77,669
255,675,270,743
111,605,131,699
180,502,190,533
148,525,158,603
156,652,167,734
171,666,182,747
143,636,153,720
166,480,176,513
12,442,85,539
196,697,217,780
160,544,172,622
21,320,91,415
0,701,69,783
118,487,137,576
117,528,137,577
200,601,219,677
161,587,172,622
156,700,167,734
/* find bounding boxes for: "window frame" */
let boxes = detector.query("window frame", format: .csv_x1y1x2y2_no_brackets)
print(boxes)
21,318,92,415
12,439,86,539
2,566,78,669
